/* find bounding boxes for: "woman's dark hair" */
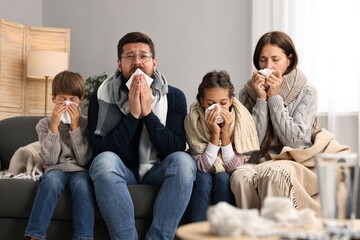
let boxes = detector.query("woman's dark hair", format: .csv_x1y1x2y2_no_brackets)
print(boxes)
253,31,298,75
117,32,155,60
196,70,234,104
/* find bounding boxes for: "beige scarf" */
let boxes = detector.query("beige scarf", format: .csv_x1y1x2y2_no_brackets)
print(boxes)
185,98,259,173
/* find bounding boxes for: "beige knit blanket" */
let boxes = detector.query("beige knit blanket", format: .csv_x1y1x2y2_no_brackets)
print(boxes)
255,128,350,213
185,98,260,172
0,141,43,181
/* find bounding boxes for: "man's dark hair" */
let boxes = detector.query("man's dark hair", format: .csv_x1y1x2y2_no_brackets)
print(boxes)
117,32,155,60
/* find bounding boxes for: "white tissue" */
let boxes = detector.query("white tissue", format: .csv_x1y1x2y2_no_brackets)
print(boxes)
206,197,321,238
258,68,274,79
60,100,78,124
126,68,153,89
204,104,224,124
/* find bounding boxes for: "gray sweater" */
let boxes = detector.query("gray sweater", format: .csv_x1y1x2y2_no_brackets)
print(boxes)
36,116,92,173
239,83,318,154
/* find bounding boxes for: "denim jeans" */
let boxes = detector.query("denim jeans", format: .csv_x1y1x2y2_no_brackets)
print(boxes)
184,170,235,222
25,170,95,240
89,151,196,240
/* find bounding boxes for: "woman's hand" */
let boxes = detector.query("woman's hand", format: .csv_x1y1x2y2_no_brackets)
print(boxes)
266,70,283,97
251,71,268,100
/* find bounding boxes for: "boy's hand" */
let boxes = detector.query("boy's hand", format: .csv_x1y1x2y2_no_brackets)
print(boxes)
50,103,67,134
67,103,80,131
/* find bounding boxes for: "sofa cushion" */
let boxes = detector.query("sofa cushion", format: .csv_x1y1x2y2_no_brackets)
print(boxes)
0,179,159,220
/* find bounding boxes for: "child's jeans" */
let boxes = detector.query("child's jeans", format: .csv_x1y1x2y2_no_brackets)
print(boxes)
25,169,95,240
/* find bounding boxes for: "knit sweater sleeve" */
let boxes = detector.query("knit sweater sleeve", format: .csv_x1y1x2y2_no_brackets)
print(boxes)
36,118,62,165
143,86,188,158
192,143,244,173
269,84,318,148
69,116,92,166
87,89,140,159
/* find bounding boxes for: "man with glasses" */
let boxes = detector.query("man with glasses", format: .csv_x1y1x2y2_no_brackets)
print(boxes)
87,32,196,240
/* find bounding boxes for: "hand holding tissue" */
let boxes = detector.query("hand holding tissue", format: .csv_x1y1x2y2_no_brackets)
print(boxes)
258,68,274,79
60,101,78,124
126,68,153,89
204,104,224,124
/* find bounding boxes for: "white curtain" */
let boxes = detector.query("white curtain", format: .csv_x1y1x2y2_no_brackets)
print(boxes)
251,0,360,153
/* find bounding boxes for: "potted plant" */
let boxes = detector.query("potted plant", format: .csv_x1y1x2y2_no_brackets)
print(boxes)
83,72,108,107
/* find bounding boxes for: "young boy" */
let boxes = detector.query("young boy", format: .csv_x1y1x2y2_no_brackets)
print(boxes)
25,70,94,240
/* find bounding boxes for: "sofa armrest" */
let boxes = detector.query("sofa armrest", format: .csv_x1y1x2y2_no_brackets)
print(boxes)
0,116,43,170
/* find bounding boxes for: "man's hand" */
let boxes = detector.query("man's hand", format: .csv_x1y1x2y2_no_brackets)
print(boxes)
128,75,142,118
139,75,152,117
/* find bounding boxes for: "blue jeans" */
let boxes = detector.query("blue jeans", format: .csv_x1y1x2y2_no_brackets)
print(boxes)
25,170,95,240
89,151,196,240
184,170,235,222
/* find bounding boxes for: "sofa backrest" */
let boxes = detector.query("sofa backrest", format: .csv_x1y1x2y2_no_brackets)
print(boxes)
0,116,43,170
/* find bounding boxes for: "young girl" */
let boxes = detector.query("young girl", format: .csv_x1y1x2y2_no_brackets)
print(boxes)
184,70,259,222
25,70,94,240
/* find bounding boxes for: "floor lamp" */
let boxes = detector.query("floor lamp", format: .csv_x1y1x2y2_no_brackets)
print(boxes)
27,50,68,116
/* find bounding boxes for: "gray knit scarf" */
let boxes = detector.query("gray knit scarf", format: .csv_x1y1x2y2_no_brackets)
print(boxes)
95,68,168,136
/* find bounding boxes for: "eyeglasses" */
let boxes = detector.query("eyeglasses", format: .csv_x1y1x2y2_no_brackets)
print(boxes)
121,52,153,63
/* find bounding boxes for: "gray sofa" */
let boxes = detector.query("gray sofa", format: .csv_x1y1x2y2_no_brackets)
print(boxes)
0,116,160,240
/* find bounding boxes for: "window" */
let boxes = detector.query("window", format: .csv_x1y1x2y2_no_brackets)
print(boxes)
291,0,360,113
252,0,360,113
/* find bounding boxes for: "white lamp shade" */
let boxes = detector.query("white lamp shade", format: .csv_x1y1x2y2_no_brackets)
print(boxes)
27,50,68,79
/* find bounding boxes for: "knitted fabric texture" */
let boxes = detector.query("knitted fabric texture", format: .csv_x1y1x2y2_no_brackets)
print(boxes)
95,68,168,136
0,141,43,181
185,98,259,173
242,128,351,212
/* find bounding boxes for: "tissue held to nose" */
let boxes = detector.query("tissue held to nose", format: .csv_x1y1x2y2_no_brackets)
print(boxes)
60,101,78,124
205,104,224,124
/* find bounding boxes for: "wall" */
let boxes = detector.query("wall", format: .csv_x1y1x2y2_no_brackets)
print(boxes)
41,0,251,107
0,0,42,26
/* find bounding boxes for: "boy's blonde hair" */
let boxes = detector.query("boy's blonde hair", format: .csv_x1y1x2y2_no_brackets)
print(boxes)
52,70,85,98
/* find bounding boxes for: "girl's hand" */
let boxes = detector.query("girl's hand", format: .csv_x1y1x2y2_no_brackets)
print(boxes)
206,107,221,145
50,103,67,134
266,70,283,97
251,71,268,100
219,108,232,146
